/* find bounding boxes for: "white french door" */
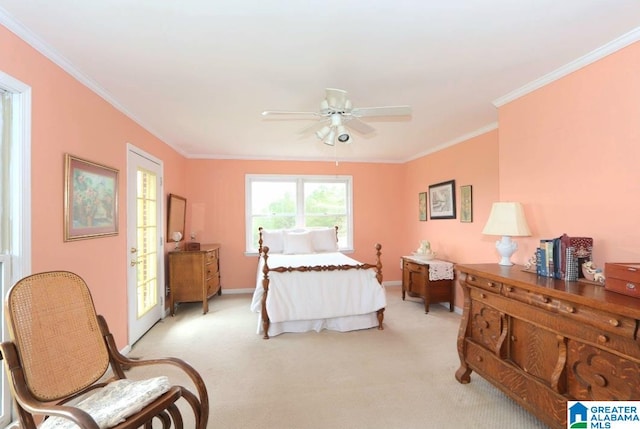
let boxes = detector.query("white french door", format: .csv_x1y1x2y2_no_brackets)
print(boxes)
126,145,164,345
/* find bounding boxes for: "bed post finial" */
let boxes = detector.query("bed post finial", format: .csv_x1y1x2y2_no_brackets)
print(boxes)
258,227,264,254
261,245,271,339
374,243,383,284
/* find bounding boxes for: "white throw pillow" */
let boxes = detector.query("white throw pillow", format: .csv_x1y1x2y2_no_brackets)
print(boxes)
261,229,284,253
283,231,314,254
310,228,338,252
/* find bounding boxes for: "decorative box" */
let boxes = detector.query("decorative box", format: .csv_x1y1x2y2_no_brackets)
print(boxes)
605,262,640,298
186,242,201,251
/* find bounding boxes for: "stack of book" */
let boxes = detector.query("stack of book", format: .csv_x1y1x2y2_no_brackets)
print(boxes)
536,234,593,281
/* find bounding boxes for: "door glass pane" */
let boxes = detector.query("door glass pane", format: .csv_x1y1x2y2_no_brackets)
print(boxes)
136,168,158,318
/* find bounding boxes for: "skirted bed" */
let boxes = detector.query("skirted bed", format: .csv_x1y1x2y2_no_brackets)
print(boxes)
249,227,386,339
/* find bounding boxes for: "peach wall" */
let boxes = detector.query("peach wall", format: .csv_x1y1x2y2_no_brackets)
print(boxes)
499,42,640,267
183,159,405,289
403,130,499,308
3,18,639,349
1,25,187,348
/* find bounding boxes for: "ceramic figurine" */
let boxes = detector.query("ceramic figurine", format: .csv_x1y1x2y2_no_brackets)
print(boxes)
582,261,605,284
414,240,436,260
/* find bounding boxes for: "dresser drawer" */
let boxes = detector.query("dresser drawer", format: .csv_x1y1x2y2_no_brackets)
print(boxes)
205,249,217,263
502,284,637,342
207,276,220,295
464,273,502,294
404,260,427,274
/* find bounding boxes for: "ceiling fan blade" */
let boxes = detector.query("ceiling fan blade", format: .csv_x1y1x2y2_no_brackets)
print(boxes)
262,110,319,117
325,88,349,110
344,117,376,135
351,105,412,117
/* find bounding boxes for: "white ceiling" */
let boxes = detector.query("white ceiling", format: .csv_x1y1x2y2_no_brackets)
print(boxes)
1,1,639,163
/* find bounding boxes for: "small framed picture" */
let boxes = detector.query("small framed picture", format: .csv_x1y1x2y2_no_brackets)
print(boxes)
460,185,473,223
418,192,427,221
429,180,456,220
64,154,119,241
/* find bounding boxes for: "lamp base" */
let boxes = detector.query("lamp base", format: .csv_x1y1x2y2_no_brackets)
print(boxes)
495,236,518,266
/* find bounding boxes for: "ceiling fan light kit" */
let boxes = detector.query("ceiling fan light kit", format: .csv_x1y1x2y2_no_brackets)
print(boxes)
262,88,411,147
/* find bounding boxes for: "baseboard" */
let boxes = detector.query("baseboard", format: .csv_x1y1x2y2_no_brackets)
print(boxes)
221,287,255,294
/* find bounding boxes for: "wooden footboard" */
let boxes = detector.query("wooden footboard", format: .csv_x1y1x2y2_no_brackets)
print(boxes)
259,243,385,339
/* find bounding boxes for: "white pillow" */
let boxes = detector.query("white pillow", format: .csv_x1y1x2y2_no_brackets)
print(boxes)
283,231,314,254
261,229,284,253
310,228,338,252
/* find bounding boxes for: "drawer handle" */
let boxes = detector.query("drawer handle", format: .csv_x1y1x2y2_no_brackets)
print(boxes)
487,282,494,287
609,319,620,327
541,296,550,304
476,356,483,363
505,286,513,292
469,275,476,281
626,283,637,290
564,306,575,313
480,293,487,299
597,334,609,344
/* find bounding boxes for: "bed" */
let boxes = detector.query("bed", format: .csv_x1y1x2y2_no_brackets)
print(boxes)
249,227,386,339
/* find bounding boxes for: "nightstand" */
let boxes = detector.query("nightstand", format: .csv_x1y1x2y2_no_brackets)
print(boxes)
401,257,454,313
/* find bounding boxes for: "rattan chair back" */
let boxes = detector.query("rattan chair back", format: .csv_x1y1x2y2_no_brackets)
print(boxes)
5,271,110,402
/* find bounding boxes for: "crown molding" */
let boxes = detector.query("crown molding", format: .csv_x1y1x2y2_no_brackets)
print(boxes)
404,122,499,163
494,26,640,107
0,7,175,148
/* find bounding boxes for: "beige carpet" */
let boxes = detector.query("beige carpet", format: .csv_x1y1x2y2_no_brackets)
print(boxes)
129,285,550,428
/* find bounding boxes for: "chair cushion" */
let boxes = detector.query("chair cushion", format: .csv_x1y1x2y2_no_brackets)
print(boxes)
39,376,171,429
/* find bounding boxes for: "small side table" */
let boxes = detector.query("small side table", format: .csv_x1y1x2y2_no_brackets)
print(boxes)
401,257,454,313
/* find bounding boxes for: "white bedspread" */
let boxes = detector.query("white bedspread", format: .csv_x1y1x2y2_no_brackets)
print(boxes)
250,252,386,329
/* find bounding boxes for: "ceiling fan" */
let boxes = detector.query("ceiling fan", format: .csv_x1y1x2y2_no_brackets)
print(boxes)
261,88,412,146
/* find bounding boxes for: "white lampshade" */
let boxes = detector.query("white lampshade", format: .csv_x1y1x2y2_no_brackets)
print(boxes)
323,128,336,146
336,125,350,143
482,202,531,266
316,125,331,139
482,202,531,236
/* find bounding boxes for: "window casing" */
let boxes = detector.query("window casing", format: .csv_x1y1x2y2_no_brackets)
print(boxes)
245,174,353,252
0,71,32,428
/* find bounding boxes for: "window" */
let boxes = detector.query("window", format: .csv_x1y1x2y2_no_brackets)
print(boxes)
0,71,32,428
245,175,353,252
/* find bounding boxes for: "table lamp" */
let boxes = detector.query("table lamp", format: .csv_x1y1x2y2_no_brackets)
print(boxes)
482,202,531,266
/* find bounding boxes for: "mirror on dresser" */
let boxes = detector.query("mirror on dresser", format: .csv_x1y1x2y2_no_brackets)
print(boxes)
167,193,186,248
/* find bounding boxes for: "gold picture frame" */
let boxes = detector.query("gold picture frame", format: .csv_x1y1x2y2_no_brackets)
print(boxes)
64,154,119,241
460,185,473,223
419,192,427,221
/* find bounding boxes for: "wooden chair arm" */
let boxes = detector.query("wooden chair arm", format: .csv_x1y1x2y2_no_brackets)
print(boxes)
0,342,100,429
97,316,210,429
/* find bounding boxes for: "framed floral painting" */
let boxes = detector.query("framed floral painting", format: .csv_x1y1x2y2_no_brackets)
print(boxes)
64,154,119,241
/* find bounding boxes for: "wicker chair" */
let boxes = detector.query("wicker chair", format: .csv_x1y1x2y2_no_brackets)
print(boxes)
0,271,209,429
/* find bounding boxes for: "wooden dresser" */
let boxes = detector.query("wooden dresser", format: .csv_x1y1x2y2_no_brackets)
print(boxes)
455,263,640,429
169,243,221,315
401,257,454,313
